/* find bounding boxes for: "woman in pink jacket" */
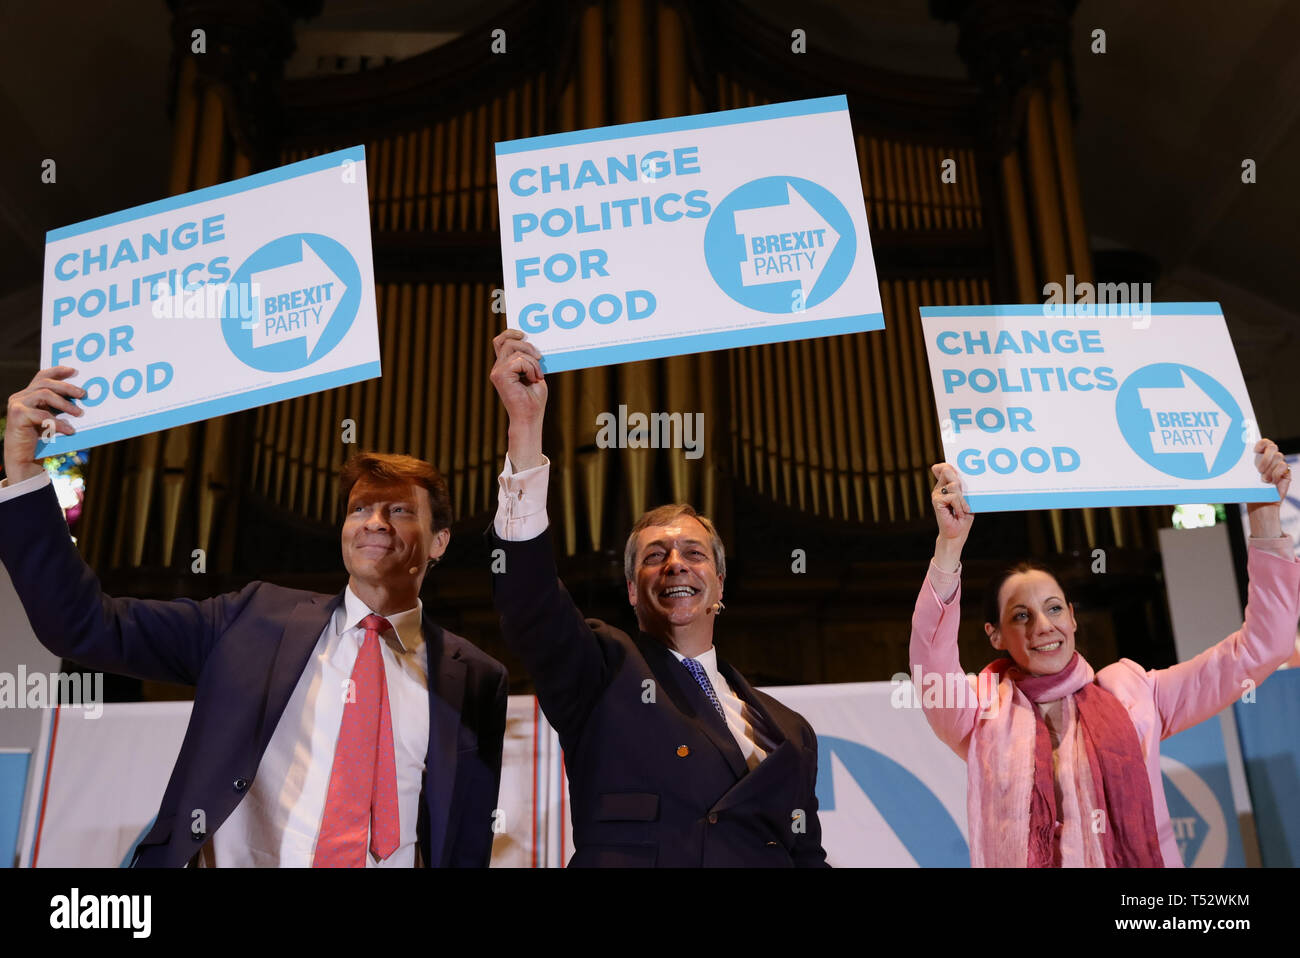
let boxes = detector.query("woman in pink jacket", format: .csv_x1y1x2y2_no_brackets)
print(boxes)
911,439,1299,867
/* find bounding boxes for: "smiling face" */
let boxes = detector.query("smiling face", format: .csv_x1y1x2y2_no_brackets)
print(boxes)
985,570,1077,676
626,516,724,638
341,477,449,593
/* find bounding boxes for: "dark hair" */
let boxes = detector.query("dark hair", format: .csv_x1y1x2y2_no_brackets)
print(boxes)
982,561,1068,629
339,451,452,533
623,503,726,581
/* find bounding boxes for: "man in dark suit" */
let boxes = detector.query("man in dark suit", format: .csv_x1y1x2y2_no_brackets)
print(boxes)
1,365,507,867
487,330,827,867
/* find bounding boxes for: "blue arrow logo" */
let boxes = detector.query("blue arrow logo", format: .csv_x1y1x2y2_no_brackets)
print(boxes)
817,736,969,866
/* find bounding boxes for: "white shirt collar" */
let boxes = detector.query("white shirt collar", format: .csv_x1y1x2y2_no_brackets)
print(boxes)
340,584,423,653
668,645,718,675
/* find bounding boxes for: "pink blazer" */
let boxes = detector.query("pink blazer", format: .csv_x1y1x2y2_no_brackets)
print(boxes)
909,542,1300,867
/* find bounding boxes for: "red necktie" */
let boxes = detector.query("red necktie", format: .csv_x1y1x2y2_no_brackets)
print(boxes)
312,613,401,867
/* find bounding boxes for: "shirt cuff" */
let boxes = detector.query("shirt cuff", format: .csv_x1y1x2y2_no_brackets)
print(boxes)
494,454,551,541
927,559,962,605
0,470,51,504
1246,534,1296,562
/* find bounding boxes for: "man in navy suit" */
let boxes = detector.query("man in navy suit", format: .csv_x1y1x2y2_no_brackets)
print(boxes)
1,365,507,867
487,331,828,867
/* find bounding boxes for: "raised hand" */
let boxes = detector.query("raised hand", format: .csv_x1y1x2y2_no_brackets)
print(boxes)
489,329,547,470
1246,438,1291,538
4,367,85,484
929,462,973,572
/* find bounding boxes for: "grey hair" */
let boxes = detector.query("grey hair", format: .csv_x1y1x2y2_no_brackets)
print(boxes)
623,503,726,582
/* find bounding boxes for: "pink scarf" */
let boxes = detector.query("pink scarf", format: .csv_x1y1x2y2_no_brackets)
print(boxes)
967,652,1164,868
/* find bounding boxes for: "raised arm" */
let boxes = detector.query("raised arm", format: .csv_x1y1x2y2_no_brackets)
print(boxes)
487,330,610,741
1149,439,1300,738
909,462,981,758
2,367,246,683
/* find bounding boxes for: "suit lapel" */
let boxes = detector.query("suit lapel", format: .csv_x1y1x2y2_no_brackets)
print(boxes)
708,661,805,815
257,593,340,753
422,614,465,868
716,659,791,747
711,739,799,815
636,634,746,780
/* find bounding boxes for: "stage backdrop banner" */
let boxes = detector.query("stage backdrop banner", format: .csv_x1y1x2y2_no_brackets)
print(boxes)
495,96,883,373
919,303,1272,512
762,683,1245,867
1158,716,1247,867
765,682,970,866
0,750,31,868
490,695,569,868
37,146,380,457
1234,668,1300,867
23,702,190,867
15,690,1265,868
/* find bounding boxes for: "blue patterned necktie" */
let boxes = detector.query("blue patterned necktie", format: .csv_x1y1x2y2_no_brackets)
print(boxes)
681,656,726,722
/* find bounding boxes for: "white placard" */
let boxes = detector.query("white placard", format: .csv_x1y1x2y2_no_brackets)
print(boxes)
38,146,380,456
919,303,1275,511
495,96,883,372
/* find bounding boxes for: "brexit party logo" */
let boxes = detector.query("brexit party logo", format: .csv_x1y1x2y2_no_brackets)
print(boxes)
703,176,856,313
1115,362,1247,479
1159,755,1229,867
222,233,361,372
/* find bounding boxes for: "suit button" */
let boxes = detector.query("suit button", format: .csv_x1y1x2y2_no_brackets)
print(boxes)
676,745,690,757
234,778,249,791
707,813,718,824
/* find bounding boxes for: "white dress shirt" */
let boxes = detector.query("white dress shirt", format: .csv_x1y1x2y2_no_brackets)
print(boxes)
199,586,429,866
1,470,429,867
0,470,52,502
493,455,775,768
493,453,552,541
